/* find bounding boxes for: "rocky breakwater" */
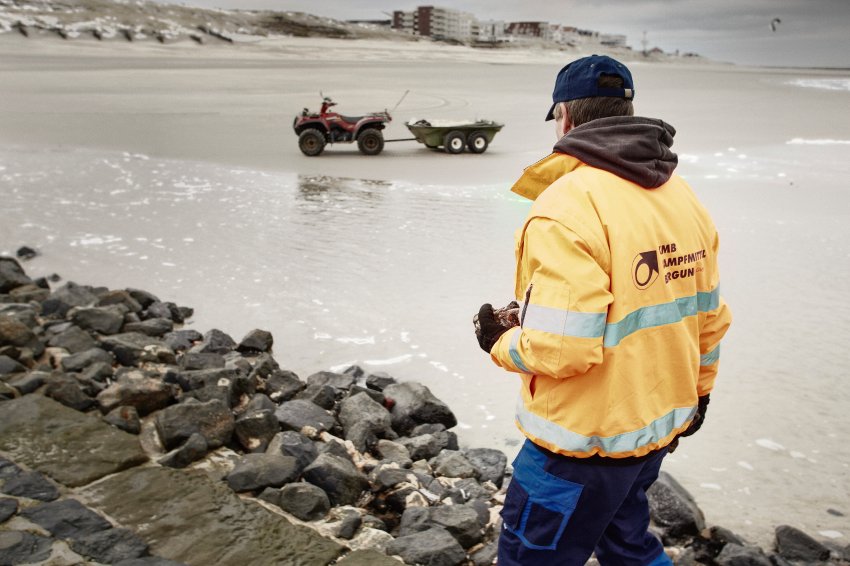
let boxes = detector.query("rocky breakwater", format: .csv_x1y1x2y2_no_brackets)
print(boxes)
1,254,849,566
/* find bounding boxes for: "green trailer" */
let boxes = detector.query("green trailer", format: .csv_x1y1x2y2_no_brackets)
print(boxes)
405,119,504,154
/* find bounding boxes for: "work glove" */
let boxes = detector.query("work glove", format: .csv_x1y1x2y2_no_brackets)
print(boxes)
474,303,513,353
668,395,711,453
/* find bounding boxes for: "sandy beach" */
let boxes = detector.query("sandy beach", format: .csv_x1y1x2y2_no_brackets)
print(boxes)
1,34,850,549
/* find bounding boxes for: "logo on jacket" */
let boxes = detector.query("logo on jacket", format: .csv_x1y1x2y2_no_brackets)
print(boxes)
632,250,659,290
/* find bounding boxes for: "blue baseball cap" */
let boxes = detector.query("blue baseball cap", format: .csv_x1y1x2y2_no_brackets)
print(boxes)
545,54,635,121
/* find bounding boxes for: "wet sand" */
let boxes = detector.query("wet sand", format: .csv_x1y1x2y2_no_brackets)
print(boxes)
1,35,850,548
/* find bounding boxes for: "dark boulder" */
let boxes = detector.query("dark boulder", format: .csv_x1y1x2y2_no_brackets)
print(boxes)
429,504,483,549
96,369,178,416
60,347,114,372
339,392,393,445
43,282,98,318
234,409,279,453
0,497,17,523
96,290,143,313
266,431,318,471
275,399,336,434
0,355,25,376
243,393,276,414
0,257,32,293
8,284,49,303
398,506,431,536
79,361,113,383
103,405,141,434
366,372,396,392
172,367,244,408
189,329,236,354
433,450,477,479
100,332,175,365
774,525,831,562
399,434,443,462
45,375,95,411
155,398,234,450
384,382,457,435
124,318,173,337
179,352,225,370
716,543,773,566
157,432,208,469
162,329,202,352
647,471,706,540
237,329,274,353
0,317,36,348
296,383,337,410
330,507,361,540
70,527,149,564
70,306,126,335
306,370,355,391
0,531,53,564
20,498,111,538
47,325,96,353
126,288,160,309
264,369,305,402
386,526,466,566
303,453,369,506
465,448,507,488
278,483,331,521
375,439,413,468
0,470,59,501
471,542,498,566
226,453,300,492
15,247,38,261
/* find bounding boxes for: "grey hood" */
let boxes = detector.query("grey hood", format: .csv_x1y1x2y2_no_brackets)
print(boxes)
553,116,678,188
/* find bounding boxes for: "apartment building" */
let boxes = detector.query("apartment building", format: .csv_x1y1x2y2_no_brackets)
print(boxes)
392,6,478,41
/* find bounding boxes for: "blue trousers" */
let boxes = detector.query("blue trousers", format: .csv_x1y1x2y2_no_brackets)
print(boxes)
498,440,672,566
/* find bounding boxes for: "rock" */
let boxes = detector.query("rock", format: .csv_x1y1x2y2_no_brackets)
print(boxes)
373,466,418,490
100,332,175,366
386,526,466,566
0,498,17,522
0,355,25,376
155,398,235,450
471,541,498,566
237,329,274,353
47,325,96,353
0,531,53,564
96,290,143,313
399,434,443,461
433,450,478,479
234,409,279,452
774,525,831,562
297,382,337,410
375,439,412,468
0,395,147,488
349,384,386,405
143,301,182,322
307,370,355,391
45,374,96,411
716,543,773,566
70,305,126,335
266,431,318,470
265,369,305,402
162,329,202,352
157,432,208,469
124,318,174,337
180,352,225,370
647,472,706,539
384,382,457,435
445,478,491,504
277,482,331,521
225,453,300,492
9,283,49,303
21,498,112,538
0,470,60,501
303,453,369,506
97,369,177,416
60,347,114,372
103,406,141,434
70,527,149,564
171,367,244,407
0,257,32,293
4,371,45,395
126,288,160,309
114,559,186,566
190,328,236,354
465,448,507,488
79,465,342,565
15,246,38,261
331,506,362,539
0,381,18,400
339,392,393,449
430,504,483,549
244,393,276,414
276,399,337,434
362,514,387,532
0,317,36,348
399,506,431,536
347,528,395,555
42,282,98,318
365,372,396,392
79,361,113,383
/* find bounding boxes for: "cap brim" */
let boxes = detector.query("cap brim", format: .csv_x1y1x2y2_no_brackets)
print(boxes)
545,102,557,122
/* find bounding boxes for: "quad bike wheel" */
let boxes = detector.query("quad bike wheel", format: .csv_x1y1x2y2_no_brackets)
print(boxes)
467,131,489,154
357,128,384,155
298,129,326,157
444,130,466,154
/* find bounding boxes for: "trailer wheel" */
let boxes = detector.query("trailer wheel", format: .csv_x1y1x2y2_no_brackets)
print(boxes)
357,128,384,155
444,130,466,154
467,131,489,154
298,129,326,156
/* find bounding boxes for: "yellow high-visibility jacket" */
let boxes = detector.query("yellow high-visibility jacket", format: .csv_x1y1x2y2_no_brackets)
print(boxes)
491,116,732,459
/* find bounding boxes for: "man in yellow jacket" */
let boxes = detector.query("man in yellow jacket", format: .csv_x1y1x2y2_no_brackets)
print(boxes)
475,55,732,566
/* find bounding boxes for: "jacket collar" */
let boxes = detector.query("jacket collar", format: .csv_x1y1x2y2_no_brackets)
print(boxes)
510,152,584,201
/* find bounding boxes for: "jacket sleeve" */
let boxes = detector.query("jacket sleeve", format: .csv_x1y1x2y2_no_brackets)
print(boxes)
697,232,732,395
490,217,612,378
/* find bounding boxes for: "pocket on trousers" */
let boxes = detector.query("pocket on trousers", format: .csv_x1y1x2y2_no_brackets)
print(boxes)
499,455,583,551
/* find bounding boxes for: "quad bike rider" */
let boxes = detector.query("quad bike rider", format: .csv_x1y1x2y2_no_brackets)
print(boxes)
293,96,390,156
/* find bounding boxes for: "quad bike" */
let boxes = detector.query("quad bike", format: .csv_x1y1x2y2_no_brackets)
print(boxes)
293,96,391,156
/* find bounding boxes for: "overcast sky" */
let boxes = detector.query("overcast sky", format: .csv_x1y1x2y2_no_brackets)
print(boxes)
158,0,849,67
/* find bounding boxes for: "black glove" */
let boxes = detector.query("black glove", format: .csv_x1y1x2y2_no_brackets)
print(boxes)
679,395,710,438
474,303,510,353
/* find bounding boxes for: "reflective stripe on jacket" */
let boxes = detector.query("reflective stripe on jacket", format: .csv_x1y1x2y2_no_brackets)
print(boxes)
491,150,732,459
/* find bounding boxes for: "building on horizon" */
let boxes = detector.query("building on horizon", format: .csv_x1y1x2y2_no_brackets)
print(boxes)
392,6,478,42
